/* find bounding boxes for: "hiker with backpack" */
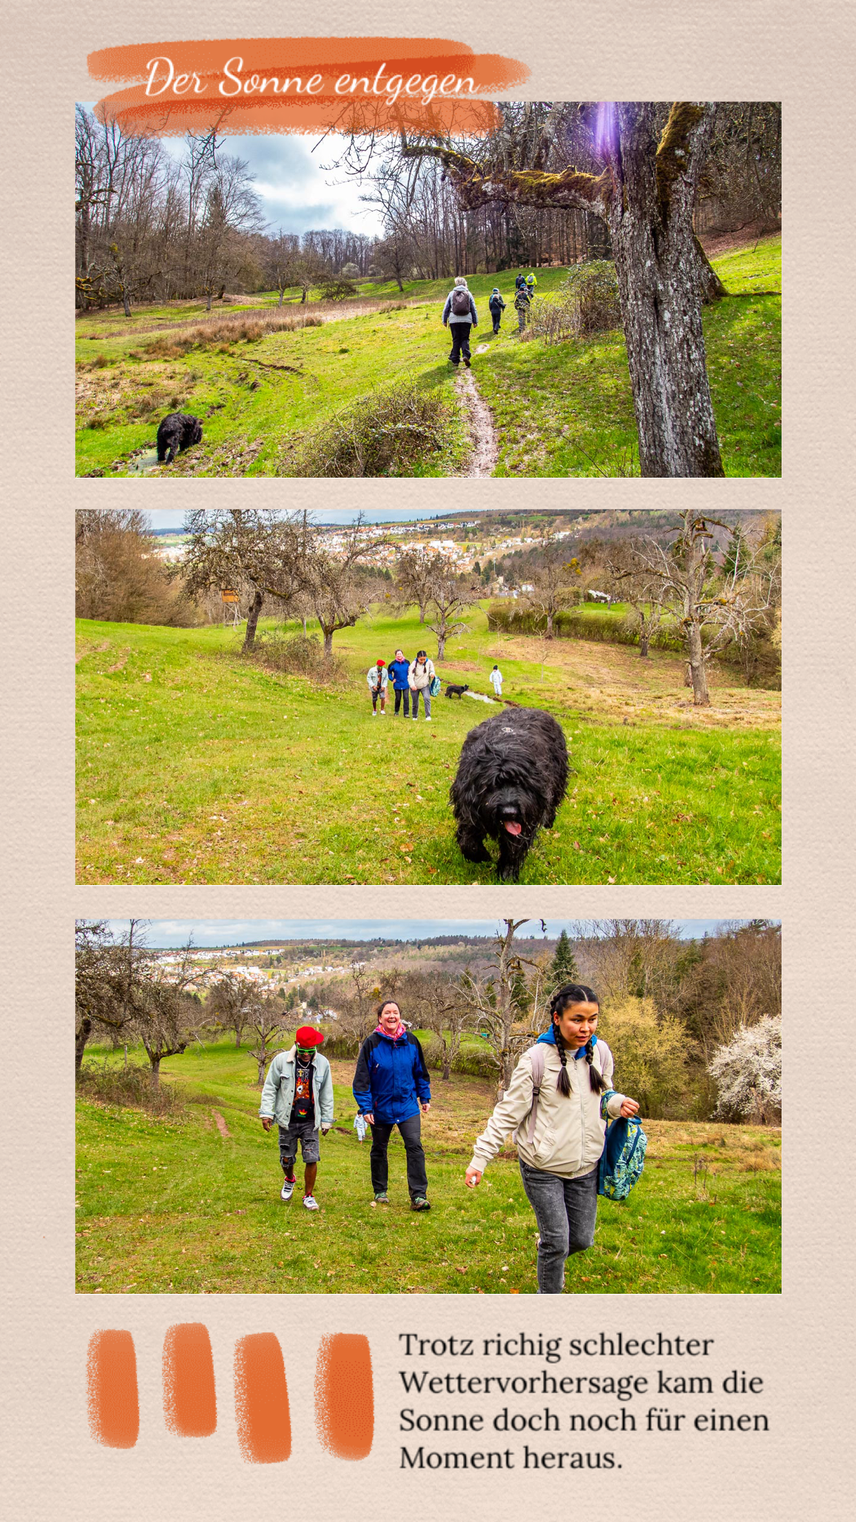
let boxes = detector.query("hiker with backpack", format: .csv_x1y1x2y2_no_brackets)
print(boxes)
408,649,437,720
514,283,532,333
488,288,506,335
442,276,478,368
464,983,641,1294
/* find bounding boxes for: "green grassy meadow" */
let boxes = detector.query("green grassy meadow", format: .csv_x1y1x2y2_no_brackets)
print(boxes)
76,604,781,885
75,238,781,477
75,1043,781,1296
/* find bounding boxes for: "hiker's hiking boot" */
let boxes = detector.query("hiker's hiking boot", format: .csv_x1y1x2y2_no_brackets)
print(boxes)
464,358,471,368
280,1177,295,1202
303,1194,320,1211
411,1196,431,1212
374,1192,389,1205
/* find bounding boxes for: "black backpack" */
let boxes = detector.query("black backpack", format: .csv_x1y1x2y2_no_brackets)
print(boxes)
451,287,471,316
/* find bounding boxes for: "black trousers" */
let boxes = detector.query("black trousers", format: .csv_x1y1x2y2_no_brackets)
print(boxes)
370,1114,427,1199
448,322,472,365
393,687,410,716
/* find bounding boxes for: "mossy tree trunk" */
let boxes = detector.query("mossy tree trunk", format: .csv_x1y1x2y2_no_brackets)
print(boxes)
403,102,726,478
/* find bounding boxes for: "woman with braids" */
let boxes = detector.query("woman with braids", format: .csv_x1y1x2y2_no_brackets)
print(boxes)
465,984,639,1293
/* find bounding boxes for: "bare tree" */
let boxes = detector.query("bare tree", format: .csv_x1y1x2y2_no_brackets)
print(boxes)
605,539,664,658
179,509,312,650
303,516,389,657
621,513,780,705
207,972,260,1047
395,547,436,622
419,556,479,658
133,938,206,1085
74,918,150,1071
401,970,477,1082
523,534,582,639
458,918,549,1094
246,995,288,1086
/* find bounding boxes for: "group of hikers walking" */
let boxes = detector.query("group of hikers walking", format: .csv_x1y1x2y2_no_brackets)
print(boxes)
366,656,504,715
366,649,437,719
259,983,642,1294
442,271,539,366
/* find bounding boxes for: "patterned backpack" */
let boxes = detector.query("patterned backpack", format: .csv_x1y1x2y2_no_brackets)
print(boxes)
598,1090,647,1200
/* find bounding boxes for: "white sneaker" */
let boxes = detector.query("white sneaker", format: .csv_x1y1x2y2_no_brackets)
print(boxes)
280,1177,295,1201
371,710,377,717
424,716,431,721
303,1194,320,1211
379,710,386,716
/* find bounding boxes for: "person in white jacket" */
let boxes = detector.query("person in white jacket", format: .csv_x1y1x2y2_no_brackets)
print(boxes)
408,650,436,721
260,1027,334,1212
489,664,503,697
465,984,639,1293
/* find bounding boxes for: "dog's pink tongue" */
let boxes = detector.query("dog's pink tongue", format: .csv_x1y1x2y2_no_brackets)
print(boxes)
503,822,523,836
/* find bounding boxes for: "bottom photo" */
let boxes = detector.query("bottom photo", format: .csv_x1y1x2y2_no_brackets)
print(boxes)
75,916,781,1296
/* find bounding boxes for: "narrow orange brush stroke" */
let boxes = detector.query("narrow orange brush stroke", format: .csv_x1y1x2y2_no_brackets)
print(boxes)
162,1323,217,1437
86,36,528,137
234,1333,291,1464
315,1333,373,1460
87,1330,139,1449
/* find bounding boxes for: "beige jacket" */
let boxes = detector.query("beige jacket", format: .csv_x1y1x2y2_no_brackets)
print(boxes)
469,1039,626,1179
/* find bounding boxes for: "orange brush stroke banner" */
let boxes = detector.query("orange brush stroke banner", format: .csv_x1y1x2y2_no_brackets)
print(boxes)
87,36,529,136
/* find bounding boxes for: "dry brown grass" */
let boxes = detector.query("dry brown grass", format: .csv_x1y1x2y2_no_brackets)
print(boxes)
491,634,782,730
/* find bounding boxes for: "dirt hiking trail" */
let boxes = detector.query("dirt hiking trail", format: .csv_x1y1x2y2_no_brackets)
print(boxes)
456,366,499,476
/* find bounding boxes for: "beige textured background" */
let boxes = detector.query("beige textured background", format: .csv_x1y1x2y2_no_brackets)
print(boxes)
2,0,854,1517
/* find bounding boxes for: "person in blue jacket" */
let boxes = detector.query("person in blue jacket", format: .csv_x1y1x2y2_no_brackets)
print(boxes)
387,648,411,717
353,998,432,1209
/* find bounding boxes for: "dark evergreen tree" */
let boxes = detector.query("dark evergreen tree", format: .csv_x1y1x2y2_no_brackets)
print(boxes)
550,929,579,987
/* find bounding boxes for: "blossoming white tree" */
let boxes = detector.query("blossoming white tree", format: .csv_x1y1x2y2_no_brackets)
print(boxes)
708,1015,781,1124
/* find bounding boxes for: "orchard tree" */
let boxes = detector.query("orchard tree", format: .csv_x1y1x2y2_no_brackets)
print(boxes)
180,509,312,650
622,513,780,705
401,102,729,476
459,918,548,1094
524,534,581,639
247,996,287,1086
708,1015,782,1124
304,516,389,656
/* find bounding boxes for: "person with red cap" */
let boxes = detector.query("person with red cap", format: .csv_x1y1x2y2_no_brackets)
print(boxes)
260,1025,334,1212
366,658,388,716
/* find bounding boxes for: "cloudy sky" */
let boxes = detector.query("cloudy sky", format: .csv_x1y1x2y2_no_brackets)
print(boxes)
106,920,771,948
82,108,384,236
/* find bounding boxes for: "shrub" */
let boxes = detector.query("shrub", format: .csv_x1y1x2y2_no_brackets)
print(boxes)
242,632,349,686
600,997,691,1119
283,380,457,477
144,311,323,358
529,261,621,344
77,1061,185,1116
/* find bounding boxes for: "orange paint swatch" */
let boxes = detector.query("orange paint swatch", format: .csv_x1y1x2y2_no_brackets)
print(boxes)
234,1333,291,1464
163,1323,217,1437
315,1333,373,1460
87,1330,139,1449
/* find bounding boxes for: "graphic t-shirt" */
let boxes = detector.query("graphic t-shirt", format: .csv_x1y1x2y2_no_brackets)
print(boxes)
290,1057,315,1125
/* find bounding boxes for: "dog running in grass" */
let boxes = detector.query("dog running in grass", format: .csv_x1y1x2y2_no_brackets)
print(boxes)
445,684,470,699
450,707,569,881
156,412,203,464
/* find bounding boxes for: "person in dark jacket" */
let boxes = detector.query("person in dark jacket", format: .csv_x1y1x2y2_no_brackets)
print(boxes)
488,288,506,335
514,283,532,334
442,276,478,369
388,648,411,717
353,999,432,1209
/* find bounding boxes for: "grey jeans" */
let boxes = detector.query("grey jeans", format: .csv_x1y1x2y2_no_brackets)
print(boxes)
519,1160,598,1294
411,688,431,718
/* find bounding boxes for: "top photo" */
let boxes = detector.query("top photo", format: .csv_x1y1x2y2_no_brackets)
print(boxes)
75,101,781,478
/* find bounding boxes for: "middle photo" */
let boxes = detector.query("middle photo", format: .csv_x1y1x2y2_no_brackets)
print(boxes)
75,506,782,885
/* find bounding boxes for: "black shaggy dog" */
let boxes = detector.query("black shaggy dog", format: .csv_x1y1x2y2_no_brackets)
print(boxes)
450,707,568,881
445,684,470,699
156,412,203,464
